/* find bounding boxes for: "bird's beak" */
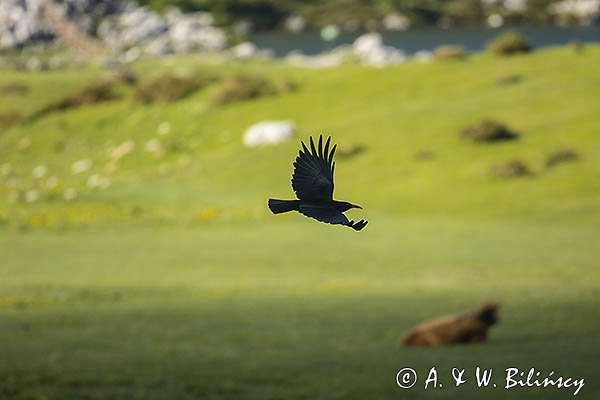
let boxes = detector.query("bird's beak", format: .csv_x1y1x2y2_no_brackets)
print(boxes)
353,204,363,209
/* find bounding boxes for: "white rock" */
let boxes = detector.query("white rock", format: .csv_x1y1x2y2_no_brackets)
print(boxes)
45,176,58,189
232,42,257,59
487,13,504,28
284,15,306,33
504,0,528,13
353,32,383,58
352,33,406,67
157,121,171,135
25,189,39,203
32,165,47,179
145,138,165,157
144,35,173,56
110,140,135,160
243,121,295,147
382,13,411,31
71,159,92,174
87,174,110,189
414,50,433,63
549,0,600,19
121,47,142,63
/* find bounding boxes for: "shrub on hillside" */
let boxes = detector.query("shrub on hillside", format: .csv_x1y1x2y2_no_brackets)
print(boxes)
212,74,277,106
490,160,532,179
134,72,216,104
277,78,299,93
486,31,532,56
496,74,522,86
31,80,121,119
337,143,366,159
568,41,584,54
546,148,579,168
110,69,138,86
0,111,23,128
433,45,468,61
460,120,518,143
1,83,29,96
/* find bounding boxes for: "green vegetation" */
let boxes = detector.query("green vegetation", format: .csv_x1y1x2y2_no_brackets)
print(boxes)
487,30,533,56
134,71,216,104
30,80,123,120
211,73,277,105
545,147,579,168
433,45,469,61
0,46,599,399
490,159,532,179
136,0,559,30
460,119,518,143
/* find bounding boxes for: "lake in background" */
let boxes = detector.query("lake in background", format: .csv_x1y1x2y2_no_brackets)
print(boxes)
249,25,600,57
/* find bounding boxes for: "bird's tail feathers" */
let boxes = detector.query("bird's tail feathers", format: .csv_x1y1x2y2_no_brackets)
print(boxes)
268,199,300,214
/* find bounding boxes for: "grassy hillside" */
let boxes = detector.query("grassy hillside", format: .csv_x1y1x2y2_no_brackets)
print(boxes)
1,47,599,228
1,47,599,400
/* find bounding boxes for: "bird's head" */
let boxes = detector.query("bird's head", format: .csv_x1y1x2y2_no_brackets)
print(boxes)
337,201,362,212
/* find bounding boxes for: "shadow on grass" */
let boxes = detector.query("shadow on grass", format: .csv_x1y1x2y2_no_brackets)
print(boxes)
0,289,597,400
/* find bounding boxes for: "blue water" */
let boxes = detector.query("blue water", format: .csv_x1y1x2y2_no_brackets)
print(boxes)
249,25,600,57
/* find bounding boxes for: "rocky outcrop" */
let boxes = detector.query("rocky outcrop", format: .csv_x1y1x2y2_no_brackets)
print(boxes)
352,33,406,67
98,6,227,55
0,0,228,54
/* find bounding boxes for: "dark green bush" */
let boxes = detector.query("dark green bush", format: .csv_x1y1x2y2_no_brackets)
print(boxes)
460,120,518,143
486,31,532,56
433,45,468,61
496,74,522,86
490,160,532,179
31,80,121,119
212,74,277,106
337,143,366,159
0,110,23,128
110,69,138,86
134,72,216,104
1,83,29,96
546,148,579,168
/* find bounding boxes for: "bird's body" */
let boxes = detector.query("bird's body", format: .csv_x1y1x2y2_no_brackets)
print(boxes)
268,135,368,231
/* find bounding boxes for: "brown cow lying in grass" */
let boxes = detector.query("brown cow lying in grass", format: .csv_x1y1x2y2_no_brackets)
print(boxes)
402,302,500,347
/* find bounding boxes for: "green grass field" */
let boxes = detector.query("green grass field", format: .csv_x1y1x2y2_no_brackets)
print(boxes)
1,47,599,399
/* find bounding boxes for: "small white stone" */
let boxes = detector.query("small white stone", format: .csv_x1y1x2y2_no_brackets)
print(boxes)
231,42,257,59
32,165,47,179
25,189,39,203
487,14,504,28
71,159,92,174
110,140,135,160
157,121,171,135
284,15,306,33
414,50,433,63
145,138,165,156
243,121,295,147
382,13,410,31
45,176,59,189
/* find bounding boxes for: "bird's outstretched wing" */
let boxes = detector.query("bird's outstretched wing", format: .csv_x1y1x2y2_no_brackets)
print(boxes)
292,135,336,202
299,204,368,231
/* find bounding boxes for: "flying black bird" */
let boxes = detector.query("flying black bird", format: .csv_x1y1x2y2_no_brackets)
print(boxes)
268,135,368,231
